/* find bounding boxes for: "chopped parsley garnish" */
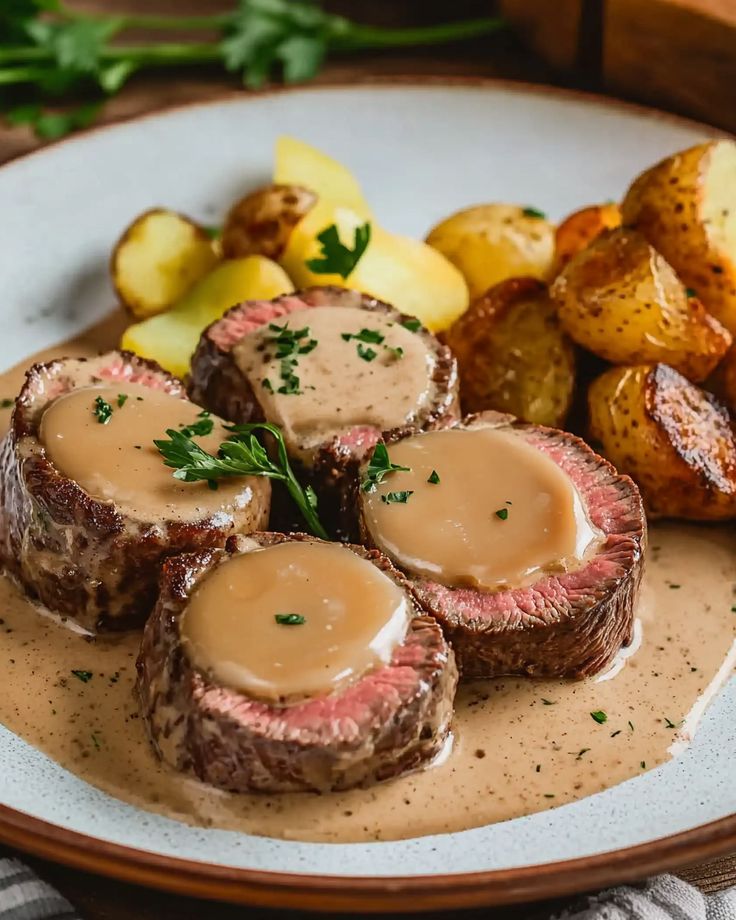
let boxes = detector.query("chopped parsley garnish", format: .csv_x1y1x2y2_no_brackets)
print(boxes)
357,343,377,362
306,222,371,279
576,748,590,760
385,345,404,359
523,206,547,219
0,398,14,409
541,698,555,706
262,379,274,392
686,288,697,298
427,470,441,485
495,507,509,521
590,710,608,724
179,416,215,438
154,422,328,539
664,717,677,729
90,732,101,750
274,613,306,626
342,328,385,345
93,396,113,425
116,393,128,408
361,442,411,492
640,761,647,769
401,318,421,333
610,730,622,737
71,669,93,683
264,322,317,396
668,584,681,590
381,490,414,504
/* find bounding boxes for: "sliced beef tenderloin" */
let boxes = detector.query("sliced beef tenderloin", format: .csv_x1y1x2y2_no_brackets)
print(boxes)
357,412,647,679
0,351,270,632
136,531,457,793
188,286,459,538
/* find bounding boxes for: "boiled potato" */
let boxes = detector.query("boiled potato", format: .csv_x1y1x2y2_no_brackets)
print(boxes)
554,202,621,270
282,200,469,331
552,227,731,382
274,135,371,217
444,277,576,427
221,184,317,260
111,209,218,319
121,256,293,378
621,140,736,332
425,204,556,301
588,363,736,520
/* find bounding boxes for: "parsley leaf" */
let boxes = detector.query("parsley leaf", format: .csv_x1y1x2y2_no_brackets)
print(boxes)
427,470,440,485
401,318,422,333
381,490,413,504
522,206,546,219
93,396,113,425
117,393,128,408
357,343,377,362
361,442,410,493
179,416,215,438
494,507,509,520
274,612,306,625
71,669,93,683
590,710,608,724
306,222,371,279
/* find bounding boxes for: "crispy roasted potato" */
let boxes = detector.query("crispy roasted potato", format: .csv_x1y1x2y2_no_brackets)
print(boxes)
221,184,318,260
121,256,294,378
588,363,736,520
445,277,575,426
554,202,621,270
706,345,736,414
282,200,469,332
425,204,556,301
111,209,218,319
552,227,731,382
621,140,736,332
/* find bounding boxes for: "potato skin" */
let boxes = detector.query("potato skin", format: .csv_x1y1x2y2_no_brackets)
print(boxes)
621,140,736,333
554,202,621,271
426,204,555,301
588,363,736,520
552,227,731,382
221,184,317,260
445,277,575,427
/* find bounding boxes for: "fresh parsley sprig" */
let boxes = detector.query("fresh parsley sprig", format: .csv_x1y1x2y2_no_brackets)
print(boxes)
361,442,410,493
1,2,504,139
306,222,371,279
154,421,327,539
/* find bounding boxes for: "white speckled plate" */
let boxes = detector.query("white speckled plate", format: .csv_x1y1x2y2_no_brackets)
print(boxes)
0,81,734,911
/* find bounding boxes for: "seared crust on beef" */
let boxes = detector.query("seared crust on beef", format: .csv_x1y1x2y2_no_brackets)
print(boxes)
358,412,647,680
0,351,270,632
187,286,459,539
136,531,458,793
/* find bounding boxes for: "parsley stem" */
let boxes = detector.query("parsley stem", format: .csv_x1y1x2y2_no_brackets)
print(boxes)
334,18,505,50
0,66,52,85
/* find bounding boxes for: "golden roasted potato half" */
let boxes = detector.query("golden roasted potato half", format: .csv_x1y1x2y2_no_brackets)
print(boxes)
221,184,317,260
621,140,736,332
552,227,731,382
426,204,556,301
111,209,218,319
588,363,736,520
445,277,576,427
554,202,621,270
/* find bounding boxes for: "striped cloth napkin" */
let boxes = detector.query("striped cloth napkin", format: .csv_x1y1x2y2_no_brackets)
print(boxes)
1,856,735,919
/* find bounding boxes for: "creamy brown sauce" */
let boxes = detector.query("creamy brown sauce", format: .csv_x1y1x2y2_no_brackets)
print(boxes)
363,427,601,590
234,306,435,460
40,382,257,523
0,313,734,843
183,540,409,702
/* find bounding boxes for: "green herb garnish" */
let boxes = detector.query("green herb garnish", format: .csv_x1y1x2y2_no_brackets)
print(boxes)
117,393,128,408
495,507,509,520
275,613,306,626
686,288,697,298
576,748,590,760
385,345,404,360
611,730,622,737
71,670,93,683
0,398,14,409
342,328,385,345
179,416,215,438
381,490,414,504
357,343,377,362
93,397,112,425
401,318,421,333
523,206,546,219
154,422,328,539
361,442,410,492
541,698,555,706
640,761,647,769
543,794,555,799
90,732,101,750
427,470,440,485
664,717,677,729
590,710,608,724
306,222,371,279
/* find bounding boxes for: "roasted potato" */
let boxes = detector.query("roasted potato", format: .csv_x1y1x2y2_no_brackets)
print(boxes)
121,256,293,377
282,200,469,332
111,209,218,319
706,344,736,414
425,204,556,301
621,140,736,333
552,227,731,382
445,277,575,426
554,202,621,270
221,184,317,260
588,363,736,520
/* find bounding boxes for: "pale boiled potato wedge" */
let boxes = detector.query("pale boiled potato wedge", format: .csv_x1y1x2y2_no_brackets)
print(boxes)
282,201,469,332
121,256,293,378
588,363,736,520
445,277,575,427
111,209,219,319
552,228,731,382
621,140,736,332
425,204,556,301
274,135,371,217
554,202,621,271
221,184,318,260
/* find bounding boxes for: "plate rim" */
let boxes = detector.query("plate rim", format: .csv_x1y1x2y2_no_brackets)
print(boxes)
1,76,734,910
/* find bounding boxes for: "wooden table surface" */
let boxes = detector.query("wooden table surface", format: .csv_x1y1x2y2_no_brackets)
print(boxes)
1,1,735,916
